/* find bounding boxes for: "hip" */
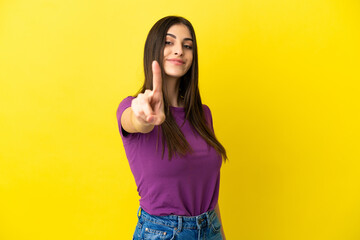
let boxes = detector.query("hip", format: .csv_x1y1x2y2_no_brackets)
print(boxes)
132,206,223,240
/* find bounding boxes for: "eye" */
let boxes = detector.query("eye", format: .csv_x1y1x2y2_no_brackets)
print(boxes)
184,45,193,49
165,41,172,45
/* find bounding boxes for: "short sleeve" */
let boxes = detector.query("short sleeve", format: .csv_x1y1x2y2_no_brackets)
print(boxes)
202,104,214,133
116,96,135,138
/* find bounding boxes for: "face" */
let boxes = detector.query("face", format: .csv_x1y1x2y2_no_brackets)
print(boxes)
163,24,193,80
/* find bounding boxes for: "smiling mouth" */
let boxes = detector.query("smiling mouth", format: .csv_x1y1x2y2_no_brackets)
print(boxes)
167,59,184,65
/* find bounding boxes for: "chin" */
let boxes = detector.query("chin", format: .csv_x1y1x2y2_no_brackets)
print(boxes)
165,71,186,78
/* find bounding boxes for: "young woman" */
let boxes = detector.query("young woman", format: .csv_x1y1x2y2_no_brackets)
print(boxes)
116,16,227,240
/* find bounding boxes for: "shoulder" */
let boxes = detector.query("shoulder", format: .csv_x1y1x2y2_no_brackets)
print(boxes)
202,104,212,117
119,96,136,108
201,104,213,128
116,96,135,118
116,96,136,139
116,96,135,129
202,104,211,113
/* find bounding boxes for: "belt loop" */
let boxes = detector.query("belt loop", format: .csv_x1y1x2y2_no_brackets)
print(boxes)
205,211,211,225
137,206,142,219
177,216,183,232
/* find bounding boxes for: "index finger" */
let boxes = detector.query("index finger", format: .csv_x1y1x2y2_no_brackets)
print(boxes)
152,60,162,93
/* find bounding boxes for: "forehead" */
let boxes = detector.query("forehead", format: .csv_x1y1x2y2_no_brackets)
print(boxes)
166,24,192,38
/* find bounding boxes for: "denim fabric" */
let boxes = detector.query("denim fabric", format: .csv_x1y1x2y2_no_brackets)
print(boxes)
132,207,223,240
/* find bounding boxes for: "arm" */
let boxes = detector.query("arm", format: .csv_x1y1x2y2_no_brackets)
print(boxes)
214,203,226,239
121,107,155,133
121,61,165,134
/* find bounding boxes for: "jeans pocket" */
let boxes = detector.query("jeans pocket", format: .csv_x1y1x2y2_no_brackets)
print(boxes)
143,222,174,240
210,214,222,234
133,219,144,240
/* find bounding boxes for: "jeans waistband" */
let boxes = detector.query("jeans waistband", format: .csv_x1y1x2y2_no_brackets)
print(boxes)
137,207,217,230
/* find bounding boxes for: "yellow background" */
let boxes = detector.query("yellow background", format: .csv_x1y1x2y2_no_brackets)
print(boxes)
1,0,359,239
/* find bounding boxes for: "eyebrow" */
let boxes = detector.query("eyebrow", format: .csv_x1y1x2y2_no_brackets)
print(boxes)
166,33,193,42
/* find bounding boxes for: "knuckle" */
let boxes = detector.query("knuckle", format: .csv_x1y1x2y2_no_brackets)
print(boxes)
137,93,148,102
139,96,147,104
138,109,144,115
130,101,136,109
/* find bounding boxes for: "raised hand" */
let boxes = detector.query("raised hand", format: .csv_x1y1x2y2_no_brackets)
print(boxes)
131,60,166,127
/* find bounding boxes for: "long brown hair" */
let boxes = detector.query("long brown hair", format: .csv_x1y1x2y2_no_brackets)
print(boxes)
137,16,227,161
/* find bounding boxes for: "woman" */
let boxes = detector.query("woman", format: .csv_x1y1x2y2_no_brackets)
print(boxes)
116,16,227,239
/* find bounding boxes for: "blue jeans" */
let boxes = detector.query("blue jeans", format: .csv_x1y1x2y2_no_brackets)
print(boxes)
132,207,223,240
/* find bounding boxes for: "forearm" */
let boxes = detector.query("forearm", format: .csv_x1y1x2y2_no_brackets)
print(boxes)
121,107,154,134
214,203,226,239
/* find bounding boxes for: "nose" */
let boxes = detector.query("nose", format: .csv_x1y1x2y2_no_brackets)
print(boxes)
174,43,183,56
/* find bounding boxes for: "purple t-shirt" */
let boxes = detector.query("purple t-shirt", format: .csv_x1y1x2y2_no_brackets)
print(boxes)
116,96,222,216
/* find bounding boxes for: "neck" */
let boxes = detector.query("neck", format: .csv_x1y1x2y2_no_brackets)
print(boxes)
164,76,183,107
